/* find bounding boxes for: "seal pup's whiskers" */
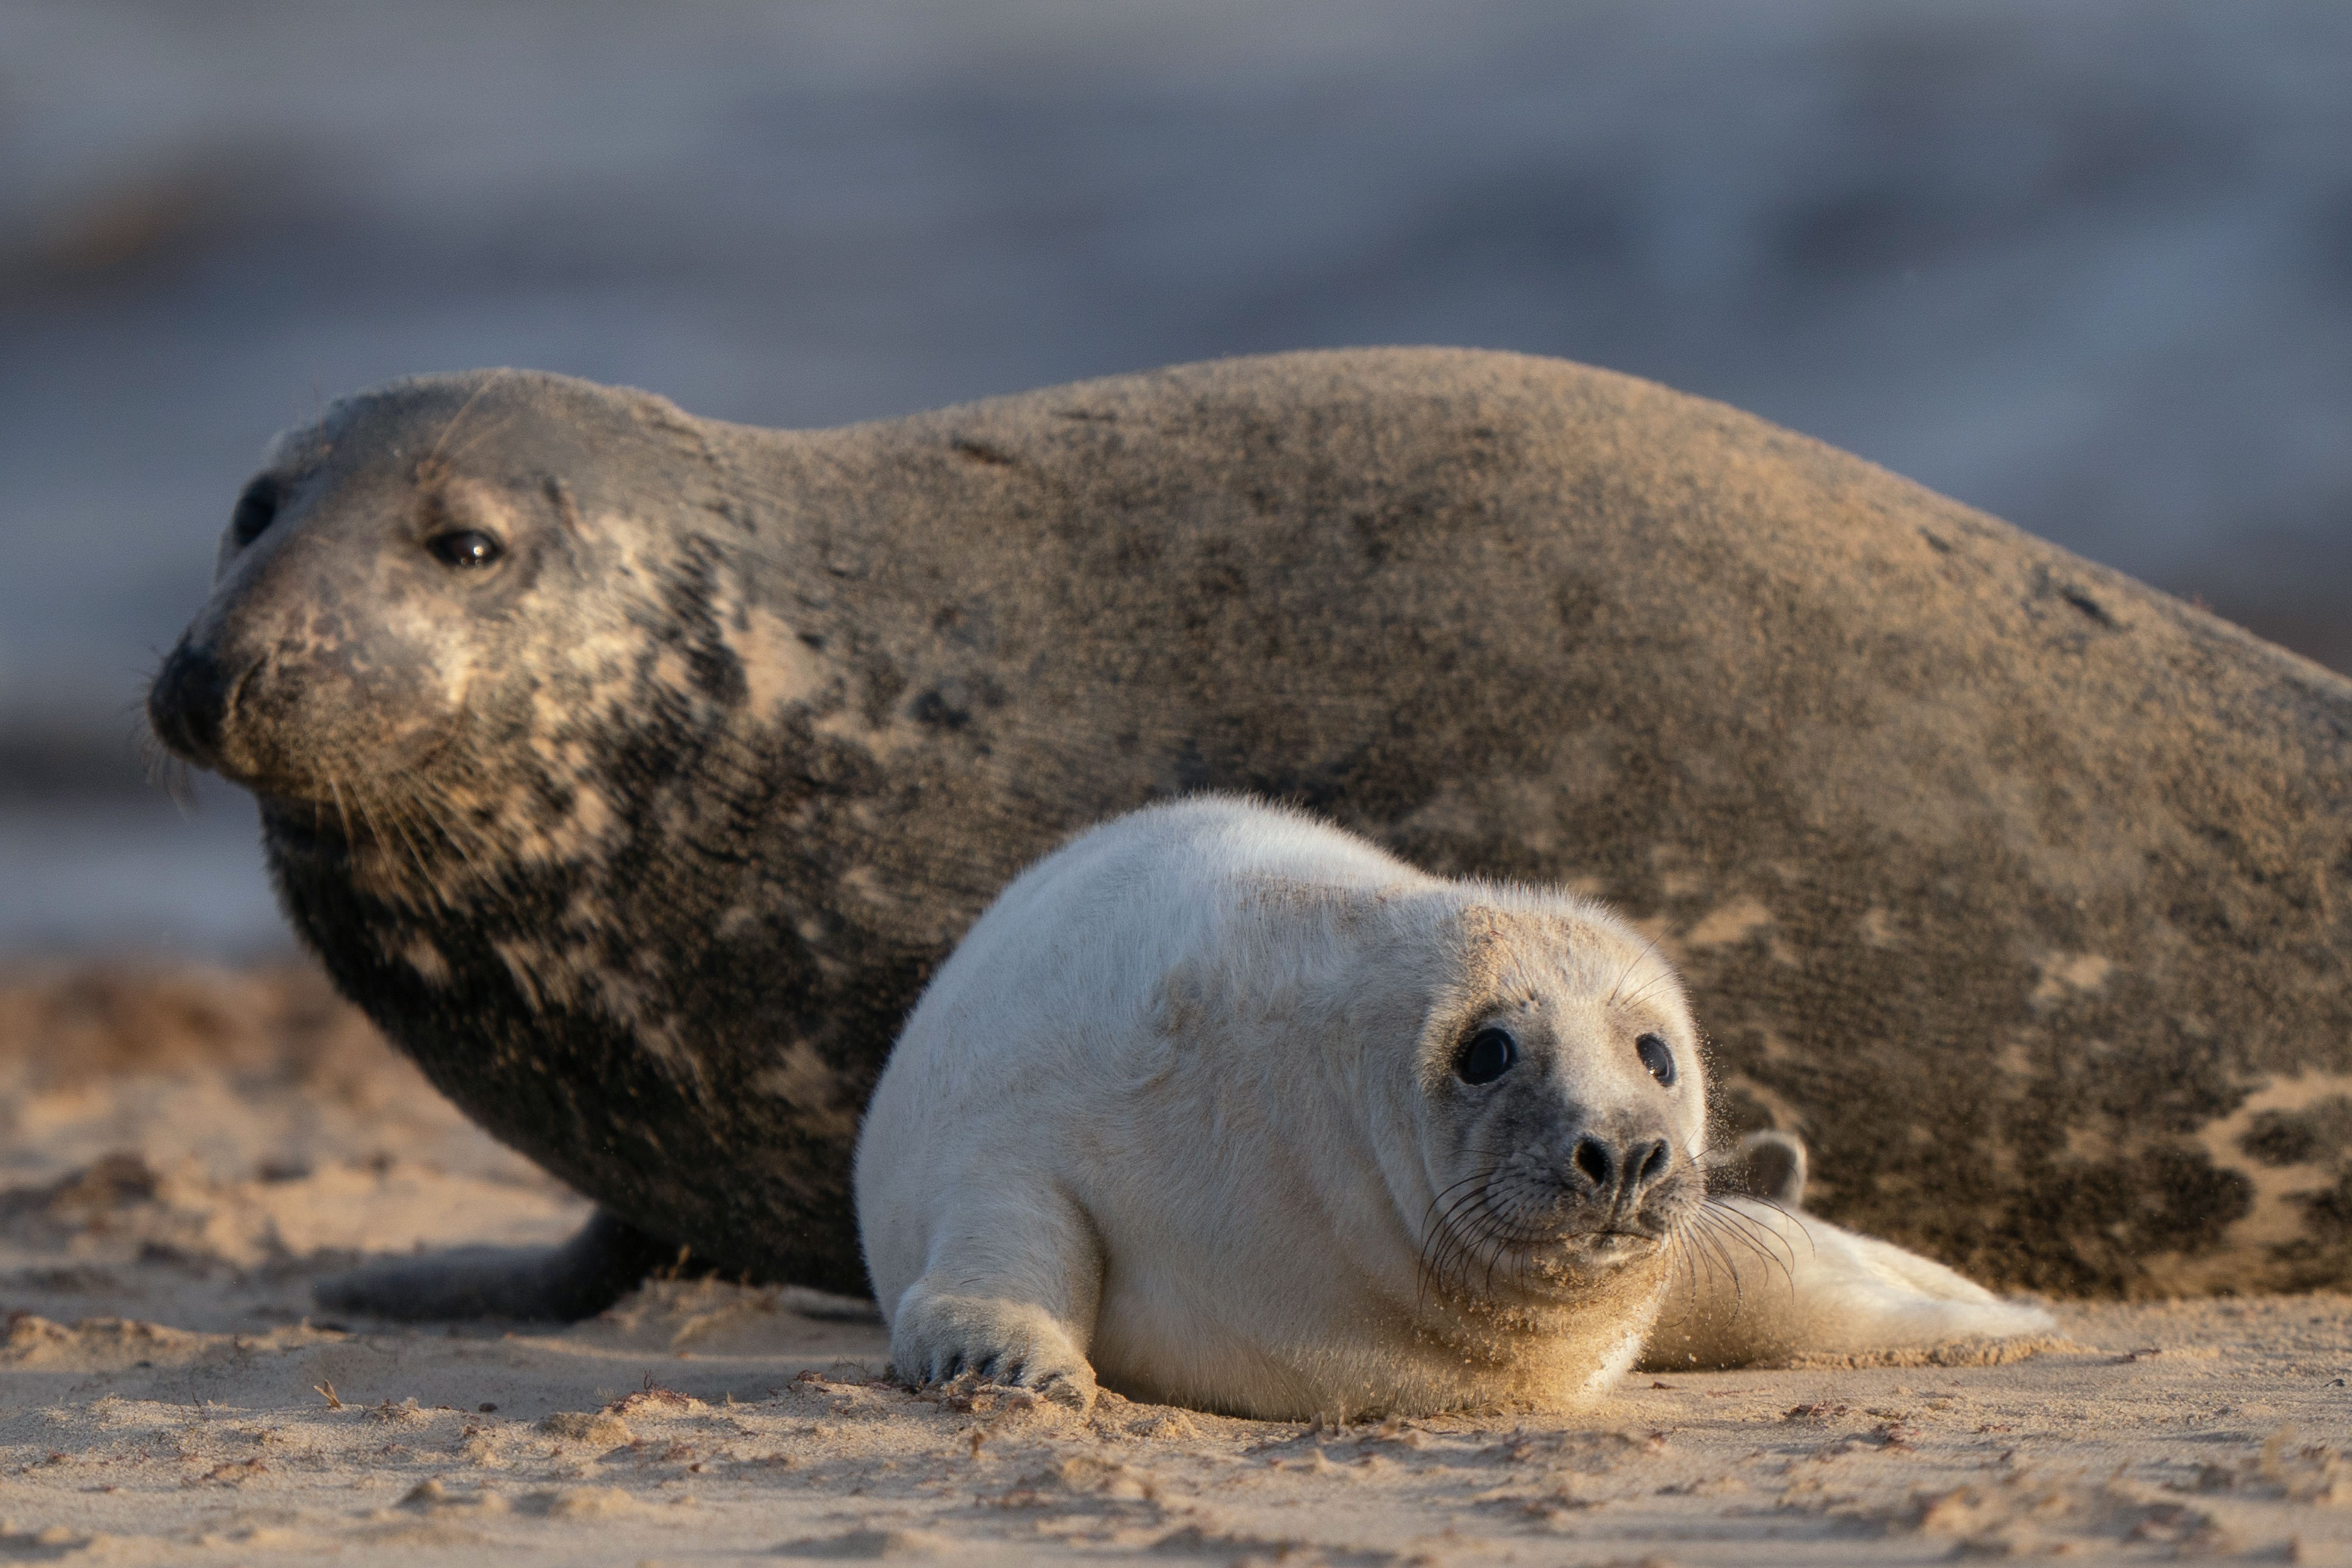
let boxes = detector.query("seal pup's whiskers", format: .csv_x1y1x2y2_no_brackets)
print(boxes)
1602,930,1667,1009
1668,1216,1743,1308
1414,1168,1499,1308
1616,965,1684,1013
1690,1202,1796,1296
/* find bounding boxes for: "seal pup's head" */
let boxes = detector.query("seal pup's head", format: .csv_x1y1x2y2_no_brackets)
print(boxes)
1397,895,1708,1325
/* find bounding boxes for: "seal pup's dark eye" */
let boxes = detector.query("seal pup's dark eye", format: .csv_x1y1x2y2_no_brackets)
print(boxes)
428,530,504,569
1456,1026,1518,1086
229,476,280,546
1636,1032,1677,1087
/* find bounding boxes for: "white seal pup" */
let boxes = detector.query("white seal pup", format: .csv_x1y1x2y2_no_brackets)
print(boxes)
857,798,2052,1419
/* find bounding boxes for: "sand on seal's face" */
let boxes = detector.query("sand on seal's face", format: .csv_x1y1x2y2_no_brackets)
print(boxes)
5,966,2349,1565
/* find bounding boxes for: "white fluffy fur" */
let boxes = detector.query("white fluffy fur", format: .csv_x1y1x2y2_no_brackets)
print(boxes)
855,797,2051,1419
1646,1197,2053,1369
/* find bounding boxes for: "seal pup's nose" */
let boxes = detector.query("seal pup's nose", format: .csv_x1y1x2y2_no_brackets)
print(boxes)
1567,1134,1674,1207
148,641,233,766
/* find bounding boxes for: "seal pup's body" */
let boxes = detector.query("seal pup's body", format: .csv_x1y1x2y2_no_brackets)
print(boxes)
146,348,2352,1317
858,798,2050,1419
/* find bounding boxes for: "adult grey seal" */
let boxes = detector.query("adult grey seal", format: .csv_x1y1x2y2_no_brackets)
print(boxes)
145,347,2352,1316
857,796,2049,1419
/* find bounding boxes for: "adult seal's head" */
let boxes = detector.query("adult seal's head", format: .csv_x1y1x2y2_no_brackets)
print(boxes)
143,366,897,1303
148,370,727,877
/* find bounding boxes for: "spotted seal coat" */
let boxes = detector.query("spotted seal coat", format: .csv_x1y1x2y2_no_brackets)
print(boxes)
145,348,2352,1314
857,796,2050,1418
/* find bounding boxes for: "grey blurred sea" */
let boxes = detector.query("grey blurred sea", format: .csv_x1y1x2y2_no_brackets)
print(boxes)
3,0,2348,957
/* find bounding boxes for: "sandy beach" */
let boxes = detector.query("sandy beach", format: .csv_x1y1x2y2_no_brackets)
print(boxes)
0,963,2346,1566
8,7,2352,1562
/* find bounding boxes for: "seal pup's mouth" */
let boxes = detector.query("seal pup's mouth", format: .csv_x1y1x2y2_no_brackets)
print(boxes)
1567,1227,1670,1253
1511,1223,1678,1277
1418,1215,1686,1309
1418,1157,1702,1307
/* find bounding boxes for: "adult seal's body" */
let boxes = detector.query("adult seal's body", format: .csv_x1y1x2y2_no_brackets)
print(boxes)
148,348,2352,1315
858,797,2050,1419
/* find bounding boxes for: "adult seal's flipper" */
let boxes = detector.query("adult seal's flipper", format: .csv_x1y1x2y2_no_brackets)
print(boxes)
314,1208,683,1322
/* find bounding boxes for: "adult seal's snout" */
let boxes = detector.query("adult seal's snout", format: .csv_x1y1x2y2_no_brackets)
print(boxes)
147,642,236,768
145,611,445,797
144,371,609,810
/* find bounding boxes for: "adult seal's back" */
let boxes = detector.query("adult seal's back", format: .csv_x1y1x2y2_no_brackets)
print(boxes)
148,348,2352,1314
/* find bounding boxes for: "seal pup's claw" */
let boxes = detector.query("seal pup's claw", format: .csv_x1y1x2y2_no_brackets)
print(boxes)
889,1290,1099,1412
917,1365,1095,1413
1028,1371,1093,1411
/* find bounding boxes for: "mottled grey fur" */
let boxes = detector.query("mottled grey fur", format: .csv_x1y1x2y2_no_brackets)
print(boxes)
148,348,2352,1314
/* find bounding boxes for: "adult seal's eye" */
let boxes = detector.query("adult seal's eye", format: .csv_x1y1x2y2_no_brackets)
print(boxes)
1636,1032,1677,1087
229,476,281,546
428,530,504,568
1456,1026,1518,1086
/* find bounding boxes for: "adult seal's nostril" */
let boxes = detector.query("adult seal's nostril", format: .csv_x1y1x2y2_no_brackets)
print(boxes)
147,644,233,764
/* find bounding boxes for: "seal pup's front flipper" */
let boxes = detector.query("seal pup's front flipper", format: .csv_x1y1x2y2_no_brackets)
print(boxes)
1642,1185,2054,1369
313,1208,683,1322
871,1185,1104,1411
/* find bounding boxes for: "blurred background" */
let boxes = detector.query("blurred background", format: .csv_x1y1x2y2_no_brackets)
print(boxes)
3,0,2349,960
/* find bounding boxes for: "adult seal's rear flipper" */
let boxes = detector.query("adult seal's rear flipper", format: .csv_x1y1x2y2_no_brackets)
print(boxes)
314,1208,686,1322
